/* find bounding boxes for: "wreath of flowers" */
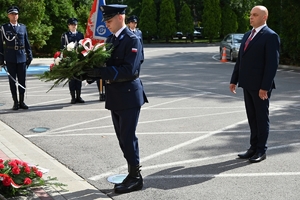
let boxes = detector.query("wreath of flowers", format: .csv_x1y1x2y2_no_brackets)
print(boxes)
38,38,111,92
0,158,66,198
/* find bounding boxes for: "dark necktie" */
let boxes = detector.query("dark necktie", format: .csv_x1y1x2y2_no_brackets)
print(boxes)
244,29,256,51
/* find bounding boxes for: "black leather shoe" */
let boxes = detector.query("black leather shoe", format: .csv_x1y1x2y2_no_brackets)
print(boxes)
19,102,29,109
114,175,143,194
249,153,266,163
12,102,19,110
76,97,85,103
238,149,256,159
99,94,105,101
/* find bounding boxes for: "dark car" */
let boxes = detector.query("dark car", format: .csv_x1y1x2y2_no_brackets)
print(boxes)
194,27,203,39
173,31,183,39
219,33,244,61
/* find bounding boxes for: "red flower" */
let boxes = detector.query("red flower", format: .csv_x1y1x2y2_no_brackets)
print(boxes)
0,158,3,163
2,176,12,186
12,166,20,175
35,170,43,178
23,177,32,185
0,163,4,169
50,63,55,70
24,166,31,174
8,160,17,168
54,51,61,59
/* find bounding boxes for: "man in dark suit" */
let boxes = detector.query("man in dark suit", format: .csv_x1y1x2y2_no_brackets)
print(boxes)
0,6,32,110
230,5,280,163
85,4,148,193
61,18,85,104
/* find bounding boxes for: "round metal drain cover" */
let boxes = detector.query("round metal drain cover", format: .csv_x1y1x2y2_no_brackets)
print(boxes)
30,127,49,133
107,174,127,184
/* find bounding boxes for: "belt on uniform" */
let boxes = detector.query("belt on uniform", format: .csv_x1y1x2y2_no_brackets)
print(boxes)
106,76,139,84
6,46,25,50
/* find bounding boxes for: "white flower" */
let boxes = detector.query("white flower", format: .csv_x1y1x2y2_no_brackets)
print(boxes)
54,57,61,65
67,42,76,51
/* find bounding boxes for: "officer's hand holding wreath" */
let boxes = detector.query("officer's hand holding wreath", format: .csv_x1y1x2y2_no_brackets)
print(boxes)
84,66,102,78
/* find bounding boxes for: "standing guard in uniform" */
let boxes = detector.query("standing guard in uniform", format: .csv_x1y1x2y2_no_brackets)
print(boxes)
127,15,144,63
0,6,32,110
61,18,85,104
84,4,148,194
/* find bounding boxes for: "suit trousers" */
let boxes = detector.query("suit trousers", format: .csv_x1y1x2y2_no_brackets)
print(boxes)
68,79,82,91
6,62,27,96
111,107,141,166
243,89,272,153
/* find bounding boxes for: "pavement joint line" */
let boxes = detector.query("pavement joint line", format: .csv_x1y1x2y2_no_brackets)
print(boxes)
145,172,300,179
25,109,245,137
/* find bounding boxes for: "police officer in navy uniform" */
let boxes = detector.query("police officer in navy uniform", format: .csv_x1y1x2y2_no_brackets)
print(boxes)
127,15,144,63
85,4,148,194
61,18,85,104
0,6,32,110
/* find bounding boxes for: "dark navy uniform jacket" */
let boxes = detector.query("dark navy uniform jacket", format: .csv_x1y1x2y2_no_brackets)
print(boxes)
100,27,148,110
0,23,32,63
60,31,84,49
133,29,144,63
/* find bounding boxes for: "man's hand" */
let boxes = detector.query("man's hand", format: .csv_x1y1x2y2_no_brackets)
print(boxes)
259,89,268,100
26,58,32,67
229,84,237,94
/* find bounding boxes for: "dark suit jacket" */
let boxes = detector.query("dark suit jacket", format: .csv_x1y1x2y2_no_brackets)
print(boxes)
230,26,280,91
0,23,32,63
100,27,148,110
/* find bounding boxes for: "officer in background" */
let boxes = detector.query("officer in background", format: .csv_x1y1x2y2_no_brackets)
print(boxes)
127,15,144,63
61,18,85,104
85,4,148,194
0,6,32,110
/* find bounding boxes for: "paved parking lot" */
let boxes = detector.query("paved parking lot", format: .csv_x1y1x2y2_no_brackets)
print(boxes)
1,45,300,200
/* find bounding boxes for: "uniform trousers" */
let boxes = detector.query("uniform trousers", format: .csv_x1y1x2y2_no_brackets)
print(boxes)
68,79,82,91
6,62,27,96
111,107,141,166
243,88,272,154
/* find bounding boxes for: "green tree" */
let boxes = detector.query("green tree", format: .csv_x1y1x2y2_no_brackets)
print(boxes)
202,0,221,42
40,0,77,54
178,3,194,42
220,4,238,38
158,0,176,42
139,0,157,43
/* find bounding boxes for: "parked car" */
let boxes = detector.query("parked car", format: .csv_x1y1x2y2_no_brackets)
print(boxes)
173,31,183,39
194,27,203,39
219,33,244,61
193,30,202,39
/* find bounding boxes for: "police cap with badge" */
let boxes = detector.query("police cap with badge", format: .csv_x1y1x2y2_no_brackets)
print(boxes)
127,15,138,23
100,4,127,21
7,6,19,14
67,18,78,25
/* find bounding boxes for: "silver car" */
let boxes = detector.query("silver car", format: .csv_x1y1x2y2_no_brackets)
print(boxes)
219,33,244,61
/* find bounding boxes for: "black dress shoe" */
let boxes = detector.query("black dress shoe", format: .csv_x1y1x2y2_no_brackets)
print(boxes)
238,149,256,159
19,102,29,109
76,97,85,103
249,153,266,163
114,175,143,194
